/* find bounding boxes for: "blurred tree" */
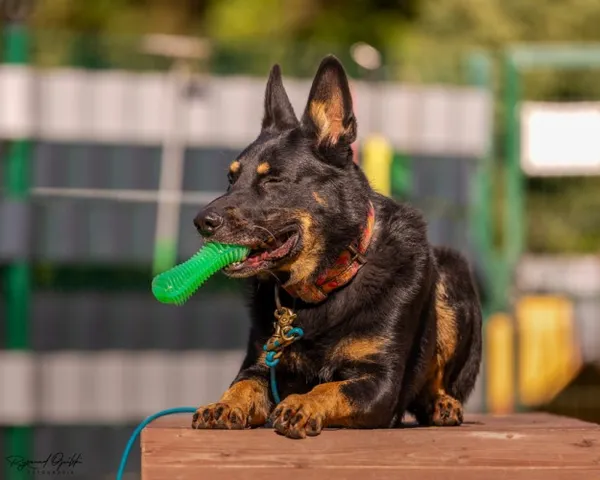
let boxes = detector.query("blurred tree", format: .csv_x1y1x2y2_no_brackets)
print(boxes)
25,0,419,76
28,0,418,46
405,0,600,254
30,0,210,35
20,0,600,253
401,0,600,86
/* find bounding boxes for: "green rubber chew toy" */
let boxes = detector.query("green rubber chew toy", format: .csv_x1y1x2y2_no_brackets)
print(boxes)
152,242,250,306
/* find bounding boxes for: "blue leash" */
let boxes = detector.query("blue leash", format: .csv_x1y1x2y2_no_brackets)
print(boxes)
116,406,197,480
116,327,303,478
118,285,302,478
264,326,304,403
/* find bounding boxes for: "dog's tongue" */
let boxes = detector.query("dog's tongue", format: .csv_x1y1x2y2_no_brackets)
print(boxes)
245,235,296,266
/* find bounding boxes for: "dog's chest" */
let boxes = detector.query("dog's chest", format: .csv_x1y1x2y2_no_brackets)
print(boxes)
275,339,334,384
277,344,318,375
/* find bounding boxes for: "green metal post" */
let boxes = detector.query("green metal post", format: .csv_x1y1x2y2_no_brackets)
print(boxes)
465,50,495,414
504,53,525,413
3,23,33,480
466,51,495,306
390,151,412,200
504,56,525,272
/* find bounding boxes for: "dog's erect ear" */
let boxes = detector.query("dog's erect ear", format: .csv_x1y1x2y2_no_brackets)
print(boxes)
262,64,299,132
301,55,357,148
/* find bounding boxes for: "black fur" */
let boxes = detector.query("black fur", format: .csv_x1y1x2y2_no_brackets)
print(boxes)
192,55,483,437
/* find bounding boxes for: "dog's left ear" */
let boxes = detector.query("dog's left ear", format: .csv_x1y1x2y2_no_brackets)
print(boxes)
262,64,299,132
301,55,357,149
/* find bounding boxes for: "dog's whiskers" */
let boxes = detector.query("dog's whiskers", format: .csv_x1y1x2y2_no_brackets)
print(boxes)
252,225,279,246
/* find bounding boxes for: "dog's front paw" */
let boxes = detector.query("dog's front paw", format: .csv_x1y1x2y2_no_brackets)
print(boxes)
192,403,247,430
270,395,324,439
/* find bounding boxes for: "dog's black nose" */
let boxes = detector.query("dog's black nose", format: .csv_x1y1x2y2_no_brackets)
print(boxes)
194,210,224,237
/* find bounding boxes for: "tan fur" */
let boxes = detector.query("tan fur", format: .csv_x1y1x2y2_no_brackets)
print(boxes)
435,277,457,365
279,381,355,427
219,379,270,425
283,350,303,371
426,354,446,395
432,394,463,426
256,350,267,365
312,191,327,206
282,211,324,285
256,162,270,175
423,276,459,397
330,337,387,362
229,160,241,173
309,97,346,145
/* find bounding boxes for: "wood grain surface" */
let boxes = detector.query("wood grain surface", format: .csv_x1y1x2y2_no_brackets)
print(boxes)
141,413,600,479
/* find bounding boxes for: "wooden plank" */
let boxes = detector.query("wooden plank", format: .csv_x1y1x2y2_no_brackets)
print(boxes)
141,413,600,480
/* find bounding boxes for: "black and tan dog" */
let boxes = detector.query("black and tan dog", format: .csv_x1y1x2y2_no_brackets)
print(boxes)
191,55,482,439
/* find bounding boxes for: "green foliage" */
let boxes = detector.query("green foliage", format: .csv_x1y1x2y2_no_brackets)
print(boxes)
408,0,600,254
527,177,600,253
13,0,600,253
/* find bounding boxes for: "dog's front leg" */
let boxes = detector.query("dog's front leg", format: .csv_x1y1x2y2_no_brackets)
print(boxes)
192,373,271,430
269,373,394,439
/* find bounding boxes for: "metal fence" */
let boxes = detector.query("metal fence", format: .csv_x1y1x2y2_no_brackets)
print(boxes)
0,27,494,479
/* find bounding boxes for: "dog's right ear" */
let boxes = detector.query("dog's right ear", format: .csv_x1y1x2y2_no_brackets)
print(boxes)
261,65,299,132
301,55,356,149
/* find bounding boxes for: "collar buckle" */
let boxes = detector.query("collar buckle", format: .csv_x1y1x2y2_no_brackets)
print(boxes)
347,244,367,265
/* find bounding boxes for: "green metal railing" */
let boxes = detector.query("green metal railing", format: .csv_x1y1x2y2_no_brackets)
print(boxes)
3,22,33,480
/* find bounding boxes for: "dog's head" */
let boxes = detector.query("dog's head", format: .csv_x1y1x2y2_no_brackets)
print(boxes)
194,55,372,285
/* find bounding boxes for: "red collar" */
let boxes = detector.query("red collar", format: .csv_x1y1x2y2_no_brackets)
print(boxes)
283,201,376,303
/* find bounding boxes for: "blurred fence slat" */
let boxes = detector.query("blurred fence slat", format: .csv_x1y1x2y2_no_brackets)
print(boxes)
0,66,492,157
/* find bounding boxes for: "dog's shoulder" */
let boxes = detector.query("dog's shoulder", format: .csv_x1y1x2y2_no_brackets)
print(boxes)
369,194,432,271
372,193,428,240
358,194,436,308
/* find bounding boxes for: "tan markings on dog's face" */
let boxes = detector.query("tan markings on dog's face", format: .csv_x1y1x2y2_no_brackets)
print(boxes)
309,95,347,146
312,191,327,206
229,161,241,174
329,337,388,362
256,162,270,175
280,211,324,285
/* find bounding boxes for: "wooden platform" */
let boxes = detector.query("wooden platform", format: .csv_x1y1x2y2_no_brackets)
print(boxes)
141,413,600,479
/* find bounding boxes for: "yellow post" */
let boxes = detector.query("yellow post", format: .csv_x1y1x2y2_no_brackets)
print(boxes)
361,134,393,197
517,295,581,406
486,313,515,414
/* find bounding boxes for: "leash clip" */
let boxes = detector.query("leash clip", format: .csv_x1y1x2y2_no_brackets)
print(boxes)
263,286,304,403
264,307,302,355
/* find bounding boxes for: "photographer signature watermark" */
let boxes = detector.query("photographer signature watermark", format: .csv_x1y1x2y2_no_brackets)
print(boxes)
5,452,83,475
1,0,35,21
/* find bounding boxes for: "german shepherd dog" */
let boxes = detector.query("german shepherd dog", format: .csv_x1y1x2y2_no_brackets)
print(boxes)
192,55,482,439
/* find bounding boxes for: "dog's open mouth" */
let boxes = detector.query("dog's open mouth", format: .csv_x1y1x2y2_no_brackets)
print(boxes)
222,228,300,278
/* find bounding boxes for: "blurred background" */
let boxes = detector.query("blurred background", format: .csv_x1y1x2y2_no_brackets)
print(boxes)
1,0,600,478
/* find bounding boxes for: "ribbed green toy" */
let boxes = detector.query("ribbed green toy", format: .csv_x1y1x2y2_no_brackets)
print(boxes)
152,243,250,306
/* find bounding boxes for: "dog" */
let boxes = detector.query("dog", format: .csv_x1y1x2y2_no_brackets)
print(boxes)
191,55,483,439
